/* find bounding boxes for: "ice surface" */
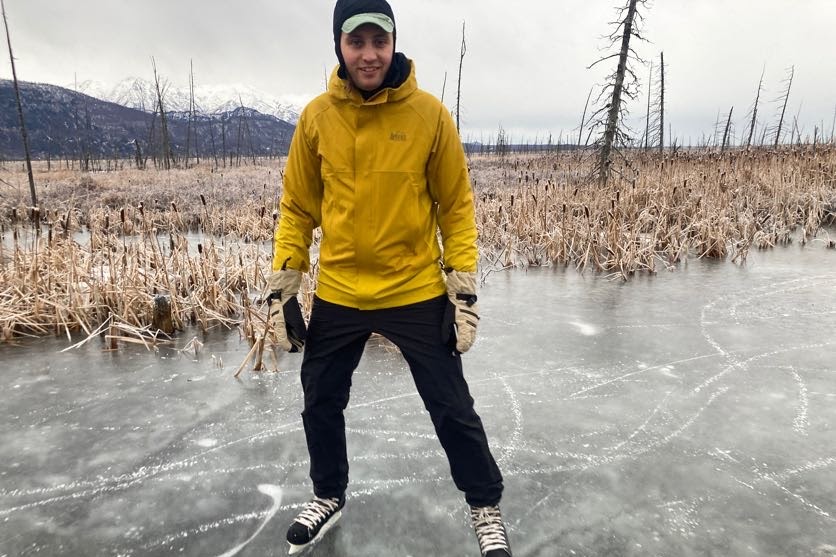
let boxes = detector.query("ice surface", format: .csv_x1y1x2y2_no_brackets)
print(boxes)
1,245,835,556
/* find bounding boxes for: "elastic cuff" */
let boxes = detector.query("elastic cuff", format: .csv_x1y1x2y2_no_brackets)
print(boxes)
464,482,503,507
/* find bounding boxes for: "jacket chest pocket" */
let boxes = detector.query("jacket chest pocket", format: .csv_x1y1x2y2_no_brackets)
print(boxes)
370,172,431,256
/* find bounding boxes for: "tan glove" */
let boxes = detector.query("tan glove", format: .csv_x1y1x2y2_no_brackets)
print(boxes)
445,269,479,353
266,269,302,352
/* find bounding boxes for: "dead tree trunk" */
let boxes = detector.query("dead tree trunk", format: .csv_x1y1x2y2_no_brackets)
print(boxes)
147,109,159,169
455,21,466,135
722,106,734,152
711,109,722,149
209,119,219,169
658,51,665,153
151,57,173,170
221,116,228,168
2,0,36,208
235,108,244,166
82,98,93,171
644,60,652,151
185,62,193,168
191,65,200,165
773,65,794,148
579,87,592,148
746,69,765,150
440,71,447,104
830,105,836,145
133,139,143,169
596,0,641,184
240,99,257,166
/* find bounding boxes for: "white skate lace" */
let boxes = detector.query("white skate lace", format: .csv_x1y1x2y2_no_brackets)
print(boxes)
471,505,509,553
295,497,340,530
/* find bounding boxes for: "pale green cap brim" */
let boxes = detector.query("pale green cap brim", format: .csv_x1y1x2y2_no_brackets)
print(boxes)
341,13,395,33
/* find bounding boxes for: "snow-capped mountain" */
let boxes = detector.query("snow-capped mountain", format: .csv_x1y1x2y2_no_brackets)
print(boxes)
73,77,303,124
2,78,296,160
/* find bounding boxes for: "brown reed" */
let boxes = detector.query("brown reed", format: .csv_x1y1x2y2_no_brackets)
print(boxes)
0,147,834,349
471,146,836,280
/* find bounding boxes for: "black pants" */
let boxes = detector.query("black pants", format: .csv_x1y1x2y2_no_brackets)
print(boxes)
300,294,504,507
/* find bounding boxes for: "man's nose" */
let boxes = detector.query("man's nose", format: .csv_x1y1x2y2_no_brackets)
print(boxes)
361,45,377,61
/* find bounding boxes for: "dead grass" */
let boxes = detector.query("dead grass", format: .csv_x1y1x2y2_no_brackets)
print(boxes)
470,146,836,279
0,148,834,346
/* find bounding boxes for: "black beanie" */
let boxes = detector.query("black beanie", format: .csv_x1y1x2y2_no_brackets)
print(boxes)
333,0,397,78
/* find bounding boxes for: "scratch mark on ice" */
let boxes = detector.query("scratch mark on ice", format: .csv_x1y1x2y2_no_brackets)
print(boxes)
214,484,283,557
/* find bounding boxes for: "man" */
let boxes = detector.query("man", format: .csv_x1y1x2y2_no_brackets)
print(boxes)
267,1,511,555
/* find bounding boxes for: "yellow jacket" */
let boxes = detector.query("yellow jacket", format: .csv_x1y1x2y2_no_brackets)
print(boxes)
273,61,477,310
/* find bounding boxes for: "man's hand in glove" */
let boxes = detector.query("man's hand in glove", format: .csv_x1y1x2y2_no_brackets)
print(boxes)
444,269,480,354
266,268,304,352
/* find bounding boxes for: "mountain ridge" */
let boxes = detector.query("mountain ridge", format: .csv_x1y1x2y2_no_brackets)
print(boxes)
72,77,303,125
0,79,295,162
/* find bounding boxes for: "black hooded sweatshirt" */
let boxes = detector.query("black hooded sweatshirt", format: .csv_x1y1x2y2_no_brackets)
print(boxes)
332,0,410,98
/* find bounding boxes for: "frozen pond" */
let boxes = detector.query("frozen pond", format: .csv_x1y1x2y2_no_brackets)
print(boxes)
1,245,835,556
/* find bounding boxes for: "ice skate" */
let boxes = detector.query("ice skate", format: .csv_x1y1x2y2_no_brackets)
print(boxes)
471,504,512,557
286,496,343,555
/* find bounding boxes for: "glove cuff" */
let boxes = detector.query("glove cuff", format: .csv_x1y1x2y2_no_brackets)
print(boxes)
267,269,302,299
445,269,477,296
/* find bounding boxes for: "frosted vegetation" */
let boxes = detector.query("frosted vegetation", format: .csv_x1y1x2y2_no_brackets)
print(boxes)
0,148,834,347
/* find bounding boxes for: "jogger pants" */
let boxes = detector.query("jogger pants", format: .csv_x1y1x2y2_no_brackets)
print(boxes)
299,294,504,507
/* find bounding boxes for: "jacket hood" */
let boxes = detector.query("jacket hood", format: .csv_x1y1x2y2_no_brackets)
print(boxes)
333,0,397,75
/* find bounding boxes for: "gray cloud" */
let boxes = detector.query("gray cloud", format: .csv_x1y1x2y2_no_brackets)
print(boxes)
3,0,835,144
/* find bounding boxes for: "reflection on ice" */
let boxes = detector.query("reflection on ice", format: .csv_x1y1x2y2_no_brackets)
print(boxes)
568,320,599,336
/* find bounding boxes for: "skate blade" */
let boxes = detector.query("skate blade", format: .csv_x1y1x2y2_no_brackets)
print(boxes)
287,510,342,555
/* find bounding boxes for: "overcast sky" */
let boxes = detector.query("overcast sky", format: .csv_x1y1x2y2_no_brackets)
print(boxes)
3,0,835,145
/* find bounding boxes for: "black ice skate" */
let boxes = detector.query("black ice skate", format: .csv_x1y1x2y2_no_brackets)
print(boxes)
471,505,512,557
286,496,344,555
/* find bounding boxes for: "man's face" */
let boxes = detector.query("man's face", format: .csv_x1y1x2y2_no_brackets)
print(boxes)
340,24,394,92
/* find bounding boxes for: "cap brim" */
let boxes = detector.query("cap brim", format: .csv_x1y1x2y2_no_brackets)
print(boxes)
341,13,394,33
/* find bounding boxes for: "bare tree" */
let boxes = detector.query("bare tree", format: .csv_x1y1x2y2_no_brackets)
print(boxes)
578,87,593,148
209,118,219,169
221,114,228,168
440,71,447,104
745,68,765,149
643,59,652,150
151,57,173,169
495,124,508,157
722,106,734,152
643,52,666,151
190,61,201,165
2,0,36,207
772,65,794,147
235,106,244,166
710,108,722,149
238,96,256,166
147,105,159,168
587,0,648,185
132,138,144,169
455,21,466,135
792,101,804,145
658,51,665,153
831,105,836,144
185,60,194,168
81,89,93,170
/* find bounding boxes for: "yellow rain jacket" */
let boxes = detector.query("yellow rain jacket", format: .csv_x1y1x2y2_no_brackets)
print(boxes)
273,61,477,310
